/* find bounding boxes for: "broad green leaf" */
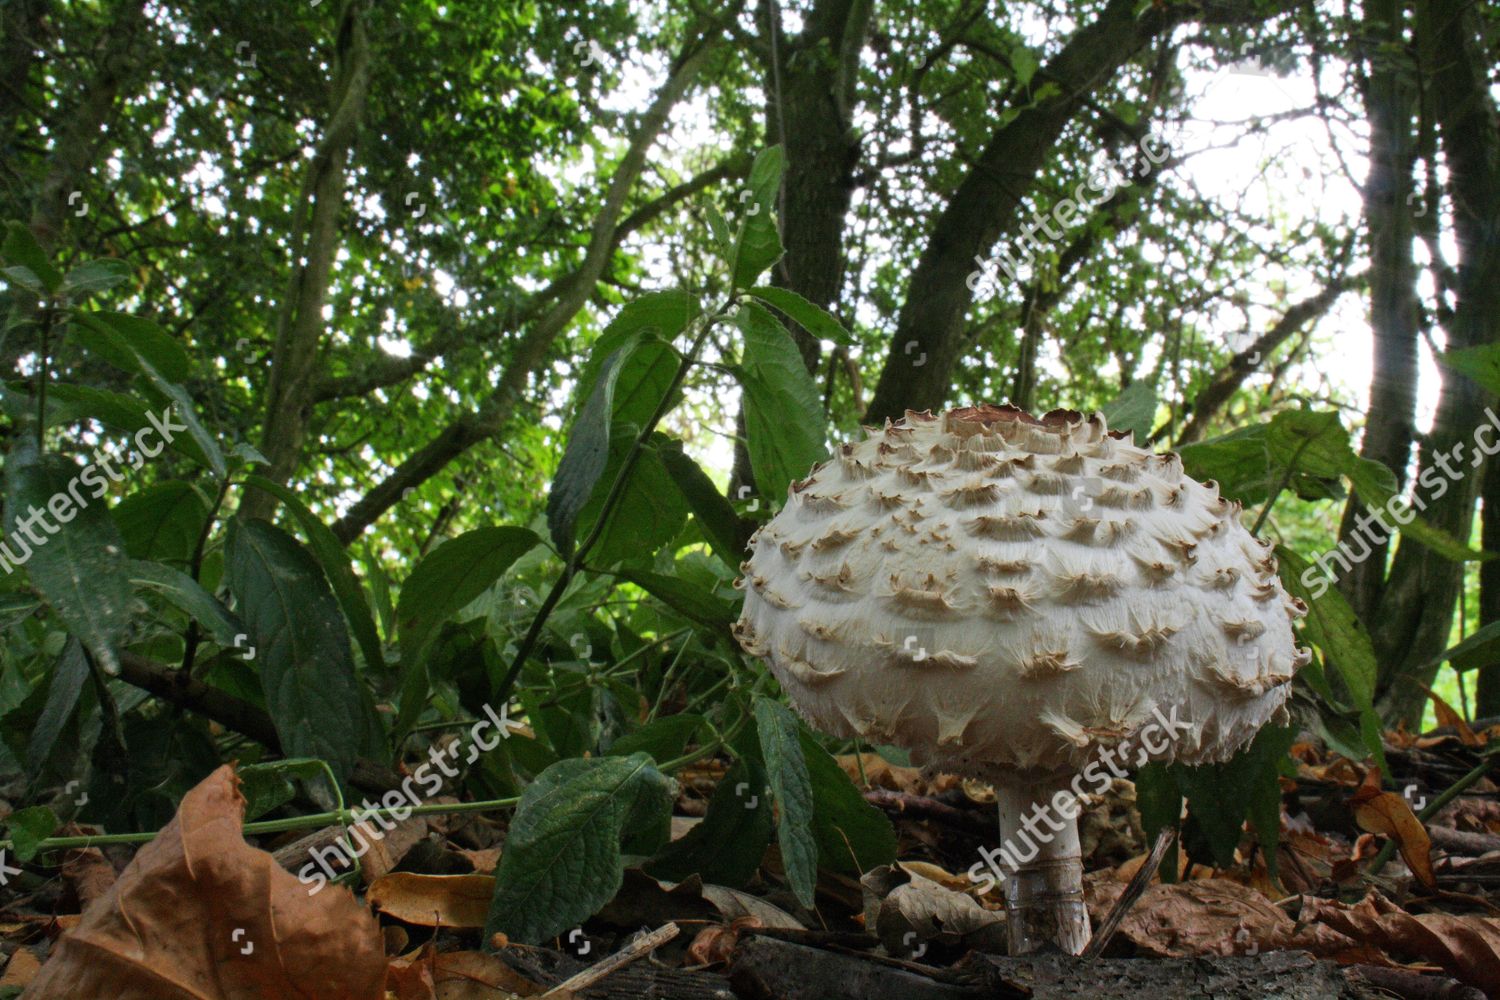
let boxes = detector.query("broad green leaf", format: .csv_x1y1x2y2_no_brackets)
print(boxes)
112,481,209,565
753,696,817,908
225,519,382,781
735,302,827,503
484,753,673,944
26,640,90,782
1171,725,1293,872
658,446,744,568
576,291,695,427
237,757,331,821
1427,619,1500,673
1099,381,1157,442
244,476,385,674
732,146,786,289
1276,545,1375,708
39,384,220,474
607,713,704,764
1011,44,1040,87
646,755,772,887
1178,425,1274,505
1438,344,1500,395
1133,762,1183,881
548,343,634,556
127,559,244,646
1,265,45,295
1,222,60,293
6,805,59,862
398,526,540,664
72,311,192,384
574,434,688,567
745,286,852,346
799,730,896,875
4,447,132,675
1343,456,1488,562
615,567,737,625
1265,409,1352,480
60,259,131,298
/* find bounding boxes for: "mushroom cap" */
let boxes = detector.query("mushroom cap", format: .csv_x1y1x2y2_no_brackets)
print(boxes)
733,405,1309,785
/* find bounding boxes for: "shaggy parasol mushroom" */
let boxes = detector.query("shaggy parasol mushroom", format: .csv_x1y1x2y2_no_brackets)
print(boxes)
733,405,1308,955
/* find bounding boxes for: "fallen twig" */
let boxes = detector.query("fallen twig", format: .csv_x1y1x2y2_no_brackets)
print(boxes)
1082,826,1177,959
539,922,680,999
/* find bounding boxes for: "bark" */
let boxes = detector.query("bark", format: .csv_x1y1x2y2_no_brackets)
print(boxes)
329,30,721,543
0,0,50,181
242,0,371,522
1338,0,1421,625
1373,0,1500,723
862,0,1241,423
1480,453,1500,717
1173,276,1355,445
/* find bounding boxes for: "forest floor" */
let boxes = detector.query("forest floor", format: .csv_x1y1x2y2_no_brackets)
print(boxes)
2,720,1498,999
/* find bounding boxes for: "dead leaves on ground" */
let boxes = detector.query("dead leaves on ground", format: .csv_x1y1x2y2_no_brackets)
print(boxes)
26,764,387,1000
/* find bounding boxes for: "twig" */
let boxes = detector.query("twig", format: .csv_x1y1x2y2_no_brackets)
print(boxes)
539,922,680,999
1082,826,1177,959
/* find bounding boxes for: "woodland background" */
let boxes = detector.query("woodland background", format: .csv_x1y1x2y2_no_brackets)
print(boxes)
0,0,1498,985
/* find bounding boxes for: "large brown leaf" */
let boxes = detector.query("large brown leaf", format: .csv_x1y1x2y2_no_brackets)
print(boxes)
1302,892,1500,996
27,764,386,999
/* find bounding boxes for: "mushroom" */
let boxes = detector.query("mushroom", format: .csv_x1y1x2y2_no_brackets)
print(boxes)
733,405,1309,955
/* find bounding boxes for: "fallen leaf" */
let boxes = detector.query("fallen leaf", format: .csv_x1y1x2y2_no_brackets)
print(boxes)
1302,891,1500,995
388,947,544,999
368,872,495,929
26,764,385,1000
1349,767,1436,889
459,847,501,873
861,864,1005,955
1420,684,1482,747
0,946,40,988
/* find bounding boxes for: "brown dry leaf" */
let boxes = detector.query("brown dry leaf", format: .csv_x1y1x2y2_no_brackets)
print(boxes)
1349,768,1436,889
686,918,760,967
459,847,501,873
0,946,40,988
368,872,495,929
861,864,1006,955
1302,891,1500,995
26,764,386,1000
422,949,543,998
836,753,926,793
1418,684,1483,746
1084,875,1300,958
354,814,430,883
58,840,115,909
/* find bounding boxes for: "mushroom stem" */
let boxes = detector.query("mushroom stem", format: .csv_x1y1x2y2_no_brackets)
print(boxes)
995,779,1091,955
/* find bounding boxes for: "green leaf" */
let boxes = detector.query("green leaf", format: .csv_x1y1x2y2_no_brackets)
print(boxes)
1438,344,1500,395
26,640,90,783
615,567,737,625
607,713,704,763
1343,455,1488,562
658,446,744,569
799,730,897,875
1426,619,1500,673
4,446,132,675
1171,725,1293,872
549,343,634,557
237,757,331,821
1,222,60,293
732,147,786,289
398,526,540,665
127,559,244,646
1011,44,1040,87
575,435,688,567
745,286,852,346
647,755,772,887
753,696,817,908
244,476,386,674
484,753,673,944
1178,425,1275,505
1276,545,1375,708
38,384,220,474
735,302,827,503
1099,382,1157,442
60,259,132,298
225,519,382,781
576,291,695,428
112,481,209,565
1,266,45,295
6,805,59,862
72,311,192,384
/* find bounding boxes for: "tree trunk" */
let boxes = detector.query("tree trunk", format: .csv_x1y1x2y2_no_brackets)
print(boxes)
242,0,371,521
1479,455,1500,717
1373,0,1500,724
1337,0,1419,626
